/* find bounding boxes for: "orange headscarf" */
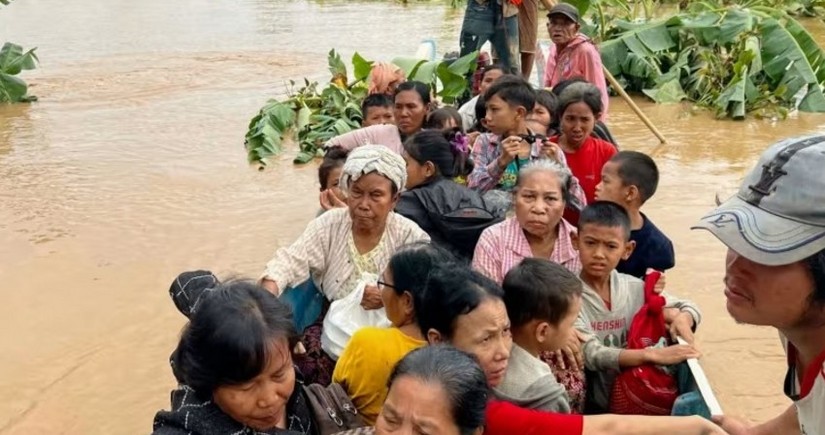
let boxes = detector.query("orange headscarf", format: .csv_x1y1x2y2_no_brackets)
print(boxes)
368,62,406,96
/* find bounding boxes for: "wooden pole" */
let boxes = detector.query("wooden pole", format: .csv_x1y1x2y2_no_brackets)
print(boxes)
602,66,668,144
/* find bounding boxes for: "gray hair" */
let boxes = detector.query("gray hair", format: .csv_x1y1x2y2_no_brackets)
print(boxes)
515,159,574,205
340,144,407,193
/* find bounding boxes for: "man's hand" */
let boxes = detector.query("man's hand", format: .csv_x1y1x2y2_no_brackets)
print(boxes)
541,139,561,163
668,311,696,344
555,329,585,370
497,136,524,169
711,415,754,435
319,189,347,211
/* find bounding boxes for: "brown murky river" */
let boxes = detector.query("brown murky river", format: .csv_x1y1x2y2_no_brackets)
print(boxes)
2,1,825,433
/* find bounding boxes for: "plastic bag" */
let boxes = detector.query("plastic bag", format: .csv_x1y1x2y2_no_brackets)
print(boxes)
610,271,679,415
321,273,391,359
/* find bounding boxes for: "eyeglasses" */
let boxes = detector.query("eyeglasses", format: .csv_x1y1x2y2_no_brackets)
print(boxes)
377,280,396,290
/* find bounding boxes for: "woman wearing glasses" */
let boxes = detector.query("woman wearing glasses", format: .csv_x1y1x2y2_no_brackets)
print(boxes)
331,243,456,426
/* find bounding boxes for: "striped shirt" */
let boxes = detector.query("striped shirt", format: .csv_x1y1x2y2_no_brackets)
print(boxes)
473,216,581,284
262,208,429,300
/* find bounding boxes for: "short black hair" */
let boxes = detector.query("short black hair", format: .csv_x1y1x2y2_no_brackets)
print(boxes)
171,280,299,397
805,249,825,306
425,106,463,132
610,151,659,204
482,64,507,78
361,93,393,118
395,81,432,107
503,258,583,328
556,81,603,119
535,89,557,114
483,76,536,112
578,201,632,241
318,147,349,190
470,95,488,133
404,129,472,178
389,242,457,315
389,346,488,435
418,264,505,339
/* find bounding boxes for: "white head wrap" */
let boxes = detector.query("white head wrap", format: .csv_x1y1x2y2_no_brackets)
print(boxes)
340,144,407,193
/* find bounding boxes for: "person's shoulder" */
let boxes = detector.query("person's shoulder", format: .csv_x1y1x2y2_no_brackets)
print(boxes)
389,211,430,239
480,216,514,241
614,269,644,290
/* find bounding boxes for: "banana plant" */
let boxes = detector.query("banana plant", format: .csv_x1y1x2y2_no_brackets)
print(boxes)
0,42,39,103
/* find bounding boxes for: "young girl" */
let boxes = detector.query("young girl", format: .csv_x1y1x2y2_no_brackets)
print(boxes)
396,129,499,258
550,82,617,210
528,89,556,135
153,274,316,435
425,107,464,132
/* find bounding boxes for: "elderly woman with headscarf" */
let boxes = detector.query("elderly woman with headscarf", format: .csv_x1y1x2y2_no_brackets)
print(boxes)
261,145,430,386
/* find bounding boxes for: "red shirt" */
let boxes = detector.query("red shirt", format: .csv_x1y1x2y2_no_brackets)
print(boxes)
553,135,617,225
485,400,584,435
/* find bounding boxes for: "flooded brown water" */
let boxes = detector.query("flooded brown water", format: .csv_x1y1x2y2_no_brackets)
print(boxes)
2,1,825,433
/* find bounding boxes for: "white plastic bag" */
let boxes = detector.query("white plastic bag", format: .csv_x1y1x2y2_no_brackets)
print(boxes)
321,273,390,359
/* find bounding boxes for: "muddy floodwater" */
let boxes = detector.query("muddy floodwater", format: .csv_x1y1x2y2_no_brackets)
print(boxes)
2,1,825,433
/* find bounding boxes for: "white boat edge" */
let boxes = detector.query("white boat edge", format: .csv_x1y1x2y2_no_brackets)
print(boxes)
678,336,724,416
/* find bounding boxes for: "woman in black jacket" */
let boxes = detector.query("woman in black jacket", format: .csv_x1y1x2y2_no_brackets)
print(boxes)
396,130,503,259
152,272,317,435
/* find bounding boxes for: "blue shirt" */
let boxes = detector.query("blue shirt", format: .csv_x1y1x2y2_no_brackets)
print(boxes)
617,213,675,278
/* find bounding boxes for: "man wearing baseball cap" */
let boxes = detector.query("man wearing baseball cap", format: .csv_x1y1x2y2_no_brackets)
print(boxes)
542,2,609,119
694,134,825,435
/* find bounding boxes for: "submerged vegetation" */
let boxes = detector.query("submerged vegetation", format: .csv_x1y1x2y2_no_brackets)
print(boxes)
244,49,477,166
570,0,825,119
1,0,39,103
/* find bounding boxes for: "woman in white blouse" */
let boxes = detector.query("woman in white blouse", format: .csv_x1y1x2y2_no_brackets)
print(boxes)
261,145,430,385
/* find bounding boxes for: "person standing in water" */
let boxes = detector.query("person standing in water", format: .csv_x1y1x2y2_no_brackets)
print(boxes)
542,3,609,119
694,135,825,435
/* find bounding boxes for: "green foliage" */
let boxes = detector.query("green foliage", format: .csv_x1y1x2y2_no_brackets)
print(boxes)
0,42,39,103
244,49,477,166
581,1,825,119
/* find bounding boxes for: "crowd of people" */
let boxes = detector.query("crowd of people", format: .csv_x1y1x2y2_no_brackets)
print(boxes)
150,2,825,435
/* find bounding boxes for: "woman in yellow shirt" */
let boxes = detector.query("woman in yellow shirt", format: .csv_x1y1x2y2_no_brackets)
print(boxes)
332,242,456,425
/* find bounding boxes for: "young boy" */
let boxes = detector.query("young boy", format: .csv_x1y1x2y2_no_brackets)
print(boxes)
595,151,675,279
360,93,394,127
467,76,568,194
573,201,702,413
459,64,507,131
495,258,583,413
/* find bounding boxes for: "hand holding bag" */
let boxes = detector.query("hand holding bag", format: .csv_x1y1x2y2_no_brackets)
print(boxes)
321,273,391,359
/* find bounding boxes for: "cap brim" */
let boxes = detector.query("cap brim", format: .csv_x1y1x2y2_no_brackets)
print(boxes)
547,11,578,22
692,195,825,266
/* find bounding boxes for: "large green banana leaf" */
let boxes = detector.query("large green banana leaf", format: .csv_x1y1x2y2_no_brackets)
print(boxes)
0,42,39,103
759,16,825,111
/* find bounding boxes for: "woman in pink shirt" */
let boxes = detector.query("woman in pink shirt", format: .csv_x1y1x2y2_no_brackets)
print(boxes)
324,81,431,155
542,3,609,119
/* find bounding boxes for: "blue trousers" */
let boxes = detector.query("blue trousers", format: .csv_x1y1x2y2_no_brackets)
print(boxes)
458,0,520,74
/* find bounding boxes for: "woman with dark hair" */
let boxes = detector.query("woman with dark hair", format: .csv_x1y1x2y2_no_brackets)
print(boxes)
550,77,617,146
323,81,431,156
550,82,617,211
418,264,728,435
375,346,489,435
153,274,316,435
332,243,456,425
396,130,502,259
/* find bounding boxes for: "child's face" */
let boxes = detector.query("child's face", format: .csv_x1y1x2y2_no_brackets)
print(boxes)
595,161,630,205
527,103,552,128
574,224,634,279
324,166,346,202
485,94,524,136
363,105,395,127
540,294,582,352
480,69,504,94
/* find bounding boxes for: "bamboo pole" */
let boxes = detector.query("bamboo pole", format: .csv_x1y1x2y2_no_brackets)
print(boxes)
602,66,668,144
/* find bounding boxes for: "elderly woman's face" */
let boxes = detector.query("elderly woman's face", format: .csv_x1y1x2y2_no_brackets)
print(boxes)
514,171,566,239
444,298,512,388
212,338,295,431
375,375,462,435
348,172,399,232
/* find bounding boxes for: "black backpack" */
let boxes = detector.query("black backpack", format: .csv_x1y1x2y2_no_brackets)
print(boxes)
410,180,504,259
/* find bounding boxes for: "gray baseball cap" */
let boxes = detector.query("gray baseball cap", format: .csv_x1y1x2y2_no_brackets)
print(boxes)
547,3,580,23
692,134,825,266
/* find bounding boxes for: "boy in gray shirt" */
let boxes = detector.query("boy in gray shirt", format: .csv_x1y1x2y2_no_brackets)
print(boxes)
572,201,702,413
493,258,583,413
